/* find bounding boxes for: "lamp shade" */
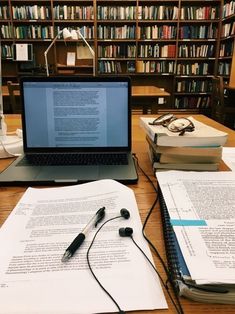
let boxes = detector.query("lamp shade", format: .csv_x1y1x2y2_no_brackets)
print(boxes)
71,30,78,40
62,28,72,40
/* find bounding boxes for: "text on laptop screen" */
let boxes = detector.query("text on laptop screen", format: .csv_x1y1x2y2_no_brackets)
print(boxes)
22,81,129,149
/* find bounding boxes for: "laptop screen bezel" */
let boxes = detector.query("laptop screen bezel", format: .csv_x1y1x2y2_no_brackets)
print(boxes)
20,76,132,153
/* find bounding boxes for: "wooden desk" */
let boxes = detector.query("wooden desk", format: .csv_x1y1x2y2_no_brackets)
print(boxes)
2,85,169,114
2,85,9,97
131,86,170,114
1,114,235,314
2,85,20,97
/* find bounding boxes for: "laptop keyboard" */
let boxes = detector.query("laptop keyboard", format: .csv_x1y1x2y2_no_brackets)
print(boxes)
17,153,128,166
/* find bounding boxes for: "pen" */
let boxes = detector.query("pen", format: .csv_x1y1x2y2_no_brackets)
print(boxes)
61,206,105,262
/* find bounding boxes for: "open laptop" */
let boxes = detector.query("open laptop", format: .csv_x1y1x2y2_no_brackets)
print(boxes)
0,76,138,185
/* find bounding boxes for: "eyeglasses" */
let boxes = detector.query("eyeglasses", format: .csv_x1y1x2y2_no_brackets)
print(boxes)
148,113,195,136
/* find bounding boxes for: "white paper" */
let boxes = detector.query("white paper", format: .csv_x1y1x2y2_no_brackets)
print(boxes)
0,179,167,313
15,44,28,61
223,147,235,171
66,52,76,66
157,171,235,284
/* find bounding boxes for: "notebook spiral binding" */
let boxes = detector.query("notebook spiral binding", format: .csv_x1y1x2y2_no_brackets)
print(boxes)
159,190,185,293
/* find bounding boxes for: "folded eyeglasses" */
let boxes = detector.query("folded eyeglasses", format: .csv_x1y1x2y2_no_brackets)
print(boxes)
148,113,195,136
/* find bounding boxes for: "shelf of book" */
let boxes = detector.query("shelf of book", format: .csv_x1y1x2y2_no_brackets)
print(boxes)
1,0,235,112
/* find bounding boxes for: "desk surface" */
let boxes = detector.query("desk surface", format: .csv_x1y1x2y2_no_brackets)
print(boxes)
132,85,170,97
225,84,235,90
2,85,170,98
2,85,20,97
1,114,235,314
2,85,10,97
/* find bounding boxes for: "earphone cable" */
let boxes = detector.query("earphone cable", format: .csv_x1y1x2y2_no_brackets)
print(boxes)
130,235,183,314
86,215,125,314
134,154,184,314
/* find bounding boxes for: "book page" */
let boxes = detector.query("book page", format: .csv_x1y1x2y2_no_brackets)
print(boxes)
157,171,235,284
223,147,235,171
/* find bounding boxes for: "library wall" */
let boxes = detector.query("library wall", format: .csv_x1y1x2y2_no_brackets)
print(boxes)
1,0,235,113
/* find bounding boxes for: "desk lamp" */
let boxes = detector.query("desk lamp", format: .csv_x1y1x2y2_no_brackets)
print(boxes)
0,43,23,158
44,27,95,77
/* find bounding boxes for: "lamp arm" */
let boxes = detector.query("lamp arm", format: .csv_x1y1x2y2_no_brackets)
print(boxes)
44,31,62,76
0,42,7,138
76,29,95,57
0,40,3,115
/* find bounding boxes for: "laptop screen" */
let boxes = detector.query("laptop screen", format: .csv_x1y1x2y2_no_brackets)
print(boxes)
21,77,131,152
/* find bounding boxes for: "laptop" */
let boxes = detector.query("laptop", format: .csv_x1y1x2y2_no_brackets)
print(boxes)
0,76,138,185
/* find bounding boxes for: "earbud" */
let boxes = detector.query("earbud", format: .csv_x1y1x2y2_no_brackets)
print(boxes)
120,208,130,219
119,227,133,237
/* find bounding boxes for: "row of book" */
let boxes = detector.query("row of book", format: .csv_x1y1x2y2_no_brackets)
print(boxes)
12,6,51,20
97,44,215,59
136,60,174,74
97,25,136,39
217,62,230,76
1,24,220,41
220,41,234,57
137,6,178,20
98,45,136,58
138,44,176,58
222,0,235,18
180,6,219,20
179,25,218,39
1,45,13,59
53,5,94,20
137,25,177,40
0,25,13,39
98,61,123,74
97,6,136,20
140,116,228,171
178,44,215,58
221,22,235,38
176,80,212,93
176,63,213,76
14,26,53,40
0,5,9,19
1,5,222,22
175,96,210,109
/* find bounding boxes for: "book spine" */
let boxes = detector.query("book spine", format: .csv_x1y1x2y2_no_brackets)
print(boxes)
139,119,158,143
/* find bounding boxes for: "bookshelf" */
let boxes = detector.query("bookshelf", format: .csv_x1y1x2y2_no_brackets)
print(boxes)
219,0,235,84
0,0,235,112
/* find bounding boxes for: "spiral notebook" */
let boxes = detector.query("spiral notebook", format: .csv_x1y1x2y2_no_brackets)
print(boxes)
159,190,235,304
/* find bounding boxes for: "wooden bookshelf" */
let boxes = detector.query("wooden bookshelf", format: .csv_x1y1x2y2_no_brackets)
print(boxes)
1,0,235,112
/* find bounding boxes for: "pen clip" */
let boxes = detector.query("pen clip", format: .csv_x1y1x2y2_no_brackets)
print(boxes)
95,207,105,227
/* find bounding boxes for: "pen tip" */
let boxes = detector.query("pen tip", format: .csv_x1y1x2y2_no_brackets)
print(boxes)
61,251,71,263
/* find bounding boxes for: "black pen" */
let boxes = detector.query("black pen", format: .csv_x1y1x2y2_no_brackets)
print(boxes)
61,206,105,262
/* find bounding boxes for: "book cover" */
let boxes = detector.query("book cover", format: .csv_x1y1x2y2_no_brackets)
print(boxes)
140,116,228,147
146,135,223,157
153,162,219,171
159,154,221,164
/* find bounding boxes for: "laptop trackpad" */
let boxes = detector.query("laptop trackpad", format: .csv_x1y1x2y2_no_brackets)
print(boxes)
36,166,99,182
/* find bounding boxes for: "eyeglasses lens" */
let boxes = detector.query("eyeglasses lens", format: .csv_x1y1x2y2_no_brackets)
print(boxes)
168,118,193,132
153,113,174,125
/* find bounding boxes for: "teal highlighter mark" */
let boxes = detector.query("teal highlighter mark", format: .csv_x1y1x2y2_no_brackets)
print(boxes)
170,219,207,226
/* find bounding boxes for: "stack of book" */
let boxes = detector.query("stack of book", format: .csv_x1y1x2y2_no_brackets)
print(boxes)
140,116,228,171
